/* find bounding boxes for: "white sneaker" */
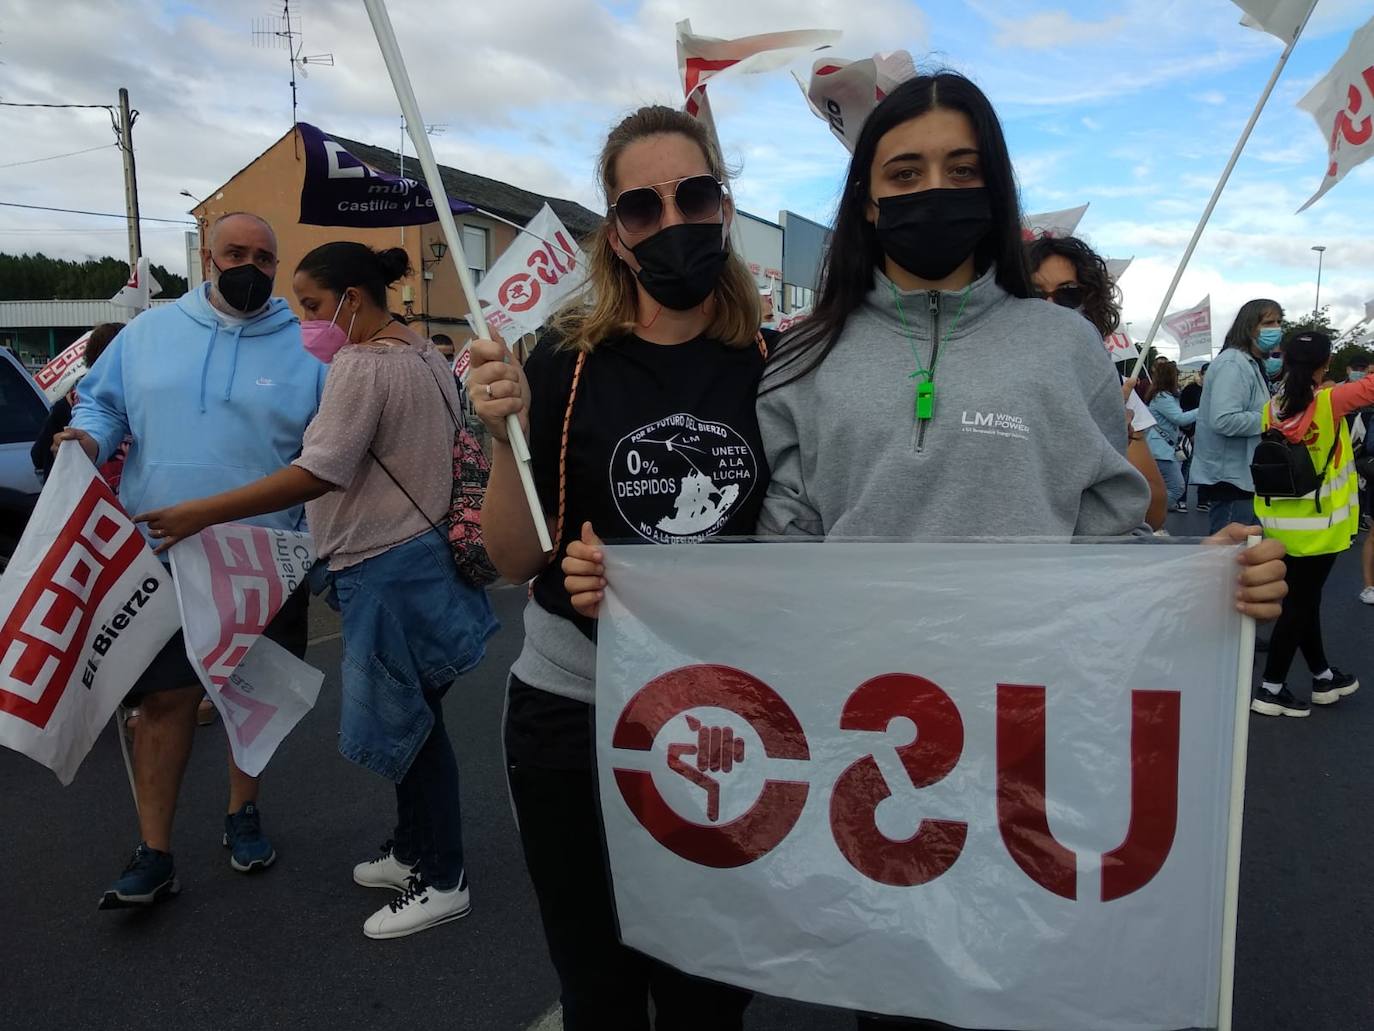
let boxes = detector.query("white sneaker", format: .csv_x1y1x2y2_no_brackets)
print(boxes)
363,874,470,940
353,843,417,891
1360,587,1374,605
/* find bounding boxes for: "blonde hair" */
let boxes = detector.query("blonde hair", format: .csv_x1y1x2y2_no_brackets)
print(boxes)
551,106,760,352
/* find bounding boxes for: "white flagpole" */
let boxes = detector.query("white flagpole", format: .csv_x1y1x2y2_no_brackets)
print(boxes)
361,0,553,554
1131,0,1318,381
1217,535,1260,1031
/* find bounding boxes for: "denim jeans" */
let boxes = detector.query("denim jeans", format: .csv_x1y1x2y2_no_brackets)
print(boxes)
316,527,498,780
1157,458,1185,509
1207,495,1256,536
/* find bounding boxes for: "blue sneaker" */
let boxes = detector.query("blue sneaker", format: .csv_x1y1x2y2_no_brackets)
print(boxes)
223,802,277,872
99,842,179,909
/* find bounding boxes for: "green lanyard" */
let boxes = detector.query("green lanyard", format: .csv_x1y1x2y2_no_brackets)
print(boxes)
888,283,972,421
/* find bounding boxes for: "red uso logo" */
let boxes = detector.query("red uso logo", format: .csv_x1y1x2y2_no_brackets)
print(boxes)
613,666,1180,901
0,481,150,729
495,233,580,317
612,665,810,869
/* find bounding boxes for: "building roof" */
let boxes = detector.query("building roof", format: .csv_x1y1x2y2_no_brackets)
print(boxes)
0,299,173,328
320,131,604,240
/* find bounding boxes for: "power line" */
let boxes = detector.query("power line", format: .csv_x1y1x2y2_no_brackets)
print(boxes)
0,101,115,111
0,143,116,170
0,201,195,225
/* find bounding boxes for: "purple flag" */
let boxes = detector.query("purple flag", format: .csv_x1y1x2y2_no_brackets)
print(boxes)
298,122,476,228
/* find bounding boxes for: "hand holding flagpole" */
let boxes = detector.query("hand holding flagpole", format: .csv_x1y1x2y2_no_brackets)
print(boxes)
361,0,552,554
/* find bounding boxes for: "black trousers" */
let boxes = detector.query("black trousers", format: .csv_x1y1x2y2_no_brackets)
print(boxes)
506,749,752,1031
1262,552,1339,684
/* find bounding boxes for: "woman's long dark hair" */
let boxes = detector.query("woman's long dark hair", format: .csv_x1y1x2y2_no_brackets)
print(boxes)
1025,235,1120,337
1221,298,1282,354
1146,360,1179,403
1276,330,1332,420
763,72,1031,394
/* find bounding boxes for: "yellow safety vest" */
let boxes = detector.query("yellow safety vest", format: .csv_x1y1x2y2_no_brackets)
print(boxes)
1255,390,1359,557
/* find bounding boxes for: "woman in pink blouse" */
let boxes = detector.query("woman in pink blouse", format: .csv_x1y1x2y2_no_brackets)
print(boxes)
138,242,497,942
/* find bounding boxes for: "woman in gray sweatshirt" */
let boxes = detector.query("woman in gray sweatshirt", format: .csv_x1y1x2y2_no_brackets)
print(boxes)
563,70,1288,1031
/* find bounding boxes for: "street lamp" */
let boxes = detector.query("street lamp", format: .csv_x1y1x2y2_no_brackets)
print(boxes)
421,240,450,336
1312,245,1327,316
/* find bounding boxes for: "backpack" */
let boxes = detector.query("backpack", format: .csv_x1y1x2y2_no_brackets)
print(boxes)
1250,428,1337,508
368,359,500,588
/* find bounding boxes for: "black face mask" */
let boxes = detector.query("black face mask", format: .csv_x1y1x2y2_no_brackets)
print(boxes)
213,260,274,314
630,223,728,311
874,187,993,282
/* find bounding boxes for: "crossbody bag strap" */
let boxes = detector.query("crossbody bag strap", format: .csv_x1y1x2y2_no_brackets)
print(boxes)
552,351,587,561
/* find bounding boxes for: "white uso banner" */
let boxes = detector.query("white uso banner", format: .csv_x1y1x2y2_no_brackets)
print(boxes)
597,541,1247,1031
169,524,322,777
0,443,178,783
472,204,586,341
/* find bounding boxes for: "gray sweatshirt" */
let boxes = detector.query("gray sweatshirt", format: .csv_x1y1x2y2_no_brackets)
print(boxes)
756,268,1150,539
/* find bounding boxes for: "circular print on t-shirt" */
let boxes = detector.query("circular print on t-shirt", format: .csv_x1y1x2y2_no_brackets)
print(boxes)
609,413,759,544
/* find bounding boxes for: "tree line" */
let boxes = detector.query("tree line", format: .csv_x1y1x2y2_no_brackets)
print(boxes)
0,252,188,302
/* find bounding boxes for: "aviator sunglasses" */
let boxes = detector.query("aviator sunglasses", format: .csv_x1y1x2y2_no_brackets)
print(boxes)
609,174,725,235
1037,283,1086,310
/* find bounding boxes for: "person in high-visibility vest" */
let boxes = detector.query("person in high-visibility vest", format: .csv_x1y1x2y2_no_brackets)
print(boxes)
1252,330,1374,717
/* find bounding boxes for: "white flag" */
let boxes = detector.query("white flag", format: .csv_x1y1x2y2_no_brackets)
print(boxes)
33,331,92,404
0,443,179,784
1297,15,1374,212
169,524,322,777
1105,257,1134,281
1163,295,1214,363
469,204,586,343
597,541,1247,1031
678,20,840,138
1103,330,1139,361
110,256,162,311
798,51,917,152
1233,0,1314,42
1023,203,1089,240
1366,297,1374,321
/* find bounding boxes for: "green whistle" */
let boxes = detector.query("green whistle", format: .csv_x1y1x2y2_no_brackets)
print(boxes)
915,380,935,420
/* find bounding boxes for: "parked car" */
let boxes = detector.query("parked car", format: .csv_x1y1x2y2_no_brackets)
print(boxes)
0,348,49,572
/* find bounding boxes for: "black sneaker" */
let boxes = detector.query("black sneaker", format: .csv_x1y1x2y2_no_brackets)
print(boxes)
99,843,180,909
1311,669,1360,706
1251,684,1310,718
223,802,277,872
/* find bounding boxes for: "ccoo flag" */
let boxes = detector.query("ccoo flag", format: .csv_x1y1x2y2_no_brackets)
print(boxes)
110,256,162,311
1163,296,1214,363
1023,203,1090,241
677,20,840,139
1296,15,1374,212
298,122,476,228
0,444,179,784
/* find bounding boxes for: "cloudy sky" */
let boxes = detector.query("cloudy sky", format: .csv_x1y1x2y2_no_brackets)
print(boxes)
1,0,1371,354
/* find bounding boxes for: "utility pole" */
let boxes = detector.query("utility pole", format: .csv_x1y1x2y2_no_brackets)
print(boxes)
117,88,142,269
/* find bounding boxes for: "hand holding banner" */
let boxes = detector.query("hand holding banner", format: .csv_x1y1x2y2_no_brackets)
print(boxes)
169,524,322,778
0,443,179,784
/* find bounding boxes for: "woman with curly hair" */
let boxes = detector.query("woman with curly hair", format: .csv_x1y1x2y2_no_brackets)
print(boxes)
1027,234,1167,529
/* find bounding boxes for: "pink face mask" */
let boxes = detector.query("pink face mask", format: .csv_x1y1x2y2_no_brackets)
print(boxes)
301,297,355,364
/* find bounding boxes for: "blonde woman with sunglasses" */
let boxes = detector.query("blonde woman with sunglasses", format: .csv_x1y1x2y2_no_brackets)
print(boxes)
468,106,765,1029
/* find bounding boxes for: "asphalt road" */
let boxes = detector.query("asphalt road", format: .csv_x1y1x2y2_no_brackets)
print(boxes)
3,510,1371,1031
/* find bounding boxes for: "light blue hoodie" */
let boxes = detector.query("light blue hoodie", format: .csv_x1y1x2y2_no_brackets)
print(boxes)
73,284,326,532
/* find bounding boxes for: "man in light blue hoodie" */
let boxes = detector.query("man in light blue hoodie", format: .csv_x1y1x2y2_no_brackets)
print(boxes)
58,213,326,909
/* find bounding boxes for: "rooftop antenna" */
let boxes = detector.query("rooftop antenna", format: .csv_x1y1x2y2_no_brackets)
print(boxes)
399,121,446,245
253,0,334,158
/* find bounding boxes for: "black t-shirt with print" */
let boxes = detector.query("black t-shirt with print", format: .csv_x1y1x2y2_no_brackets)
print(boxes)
523,330,768,641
